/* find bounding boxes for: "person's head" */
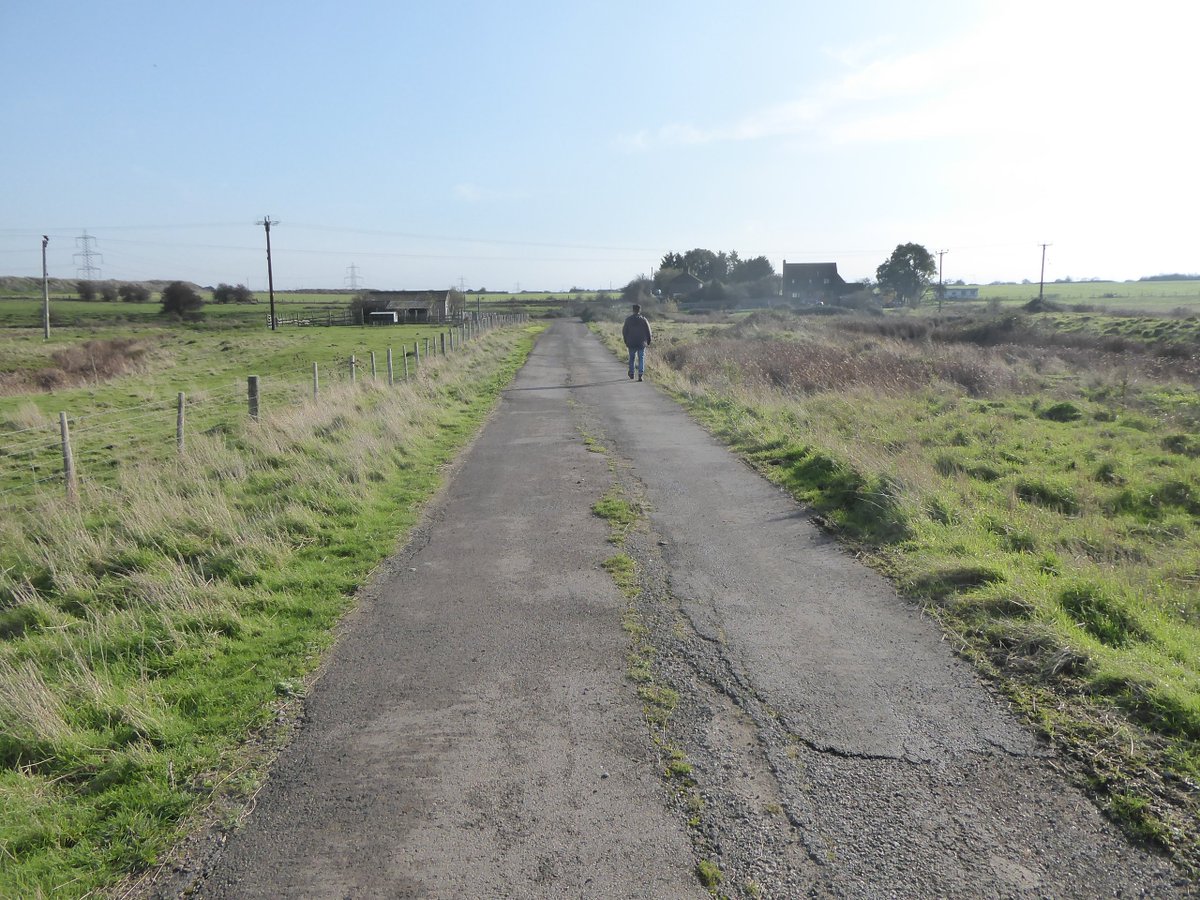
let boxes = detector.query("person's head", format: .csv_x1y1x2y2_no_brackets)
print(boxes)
632,304,641,314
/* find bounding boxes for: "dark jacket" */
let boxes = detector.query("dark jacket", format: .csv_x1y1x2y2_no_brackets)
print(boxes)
622,313,652,349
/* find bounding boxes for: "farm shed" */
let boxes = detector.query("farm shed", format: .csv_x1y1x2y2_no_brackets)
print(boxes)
944,286,980,299
365,290,451,323
781,261,850,305
368,311,399,325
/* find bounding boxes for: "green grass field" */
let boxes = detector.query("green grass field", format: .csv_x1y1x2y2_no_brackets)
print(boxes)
963,279,1200,313
0,294,357,329
0,315,538,897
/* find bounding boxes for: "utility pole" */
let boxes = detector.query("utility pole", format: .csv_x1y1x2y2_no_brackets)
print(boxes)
257,216,279,330
937,249,948,313
41,235,50,340
1038,243,1051,303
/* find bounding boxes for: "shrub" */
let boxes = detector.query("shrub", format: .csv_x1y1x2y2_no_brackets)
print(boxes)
160,281,204,316
1038,401,1083,422
212,283,255,304
118,284,151,303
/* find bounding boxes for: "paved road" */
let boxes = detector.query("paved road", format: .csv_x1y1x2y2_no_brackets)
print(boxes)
191,321,1185,898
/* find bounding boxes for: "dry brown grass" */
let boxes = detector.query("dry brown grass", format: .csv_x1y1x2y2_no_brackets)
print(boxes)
0,339,152,396
665,336,1026,397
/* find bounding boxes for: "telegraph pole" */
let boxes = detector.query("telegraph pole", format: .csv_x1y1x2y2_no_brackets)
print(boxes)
258,216,279,330
1038,243,1051,303
936,249,948,313
41,235,50,340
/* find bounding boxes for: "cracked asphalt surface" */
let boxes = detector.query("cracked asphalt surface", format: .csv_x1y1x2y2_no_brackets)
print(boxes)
185,321,1187,898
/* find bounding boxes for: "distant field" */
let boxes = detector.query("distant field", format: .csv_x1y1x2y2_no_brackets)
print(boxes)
966,280,1200,313
0,290,595,329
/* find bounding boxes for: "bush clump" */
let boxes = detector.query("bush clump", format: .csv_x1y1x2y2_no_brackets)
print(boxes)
1038,401,1083,422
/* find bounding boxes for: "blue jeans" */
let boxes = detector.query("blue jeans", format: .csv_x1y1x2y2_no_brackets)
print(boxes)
627,346,645,376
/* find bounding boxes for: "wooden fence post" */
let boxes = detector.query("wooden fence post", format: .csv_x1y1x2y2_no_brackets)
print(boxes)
350,355,357,384
313,362,319,400
414,341,420,367
440,332,446,355
248,376,260,420
176,392,185,455
403,349,410,380
370,350,378,380
387,348,394,386
60,412,76,498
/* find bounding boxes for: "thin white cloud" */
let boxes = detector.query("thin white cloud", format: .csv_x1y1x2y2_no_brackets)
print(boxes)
616,2,1197,152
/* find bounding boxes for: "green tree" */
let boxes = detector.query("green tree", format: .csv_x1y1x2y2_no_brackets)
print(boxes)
99,282,119,302
118,284,151,303
160,281,204,316
213,283,255,304
621,277,654,306
876,243,936,307
77,280,97,302
683,248,724,280
653,267,682,292
729,255,775,283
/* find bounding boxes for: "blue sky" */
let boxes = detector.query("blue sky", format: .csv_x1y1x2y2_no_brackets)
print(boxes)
1,1,1195,291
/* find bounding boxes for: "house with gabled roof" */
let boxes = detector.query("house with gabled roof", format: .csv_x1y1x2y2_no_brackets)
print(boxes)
781,261,850,305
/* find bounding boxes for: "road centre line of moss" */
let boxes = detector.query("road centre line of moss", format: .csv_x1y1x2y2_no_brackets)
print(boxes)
586,432,723,893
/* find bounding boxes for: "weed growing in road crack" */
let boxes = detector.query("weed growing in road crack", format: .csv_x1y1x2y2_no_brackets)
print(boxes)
697,858,723,891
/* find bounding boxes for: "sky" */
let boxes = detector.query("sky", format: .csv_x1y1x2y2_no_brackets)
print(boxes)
1,0,1196,292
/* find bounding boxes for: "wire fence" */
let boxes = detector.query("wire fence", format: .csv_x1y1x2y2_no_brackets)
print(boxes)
0,313,527,510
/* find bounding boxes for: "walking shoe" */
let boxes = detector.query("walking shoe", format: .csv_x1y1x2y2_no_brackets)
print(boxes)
637,375,643,381
628,371,634,379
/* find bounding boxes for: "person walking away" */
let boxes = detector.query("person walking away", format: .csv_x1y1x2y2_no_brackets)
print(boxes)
622,303,652,381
